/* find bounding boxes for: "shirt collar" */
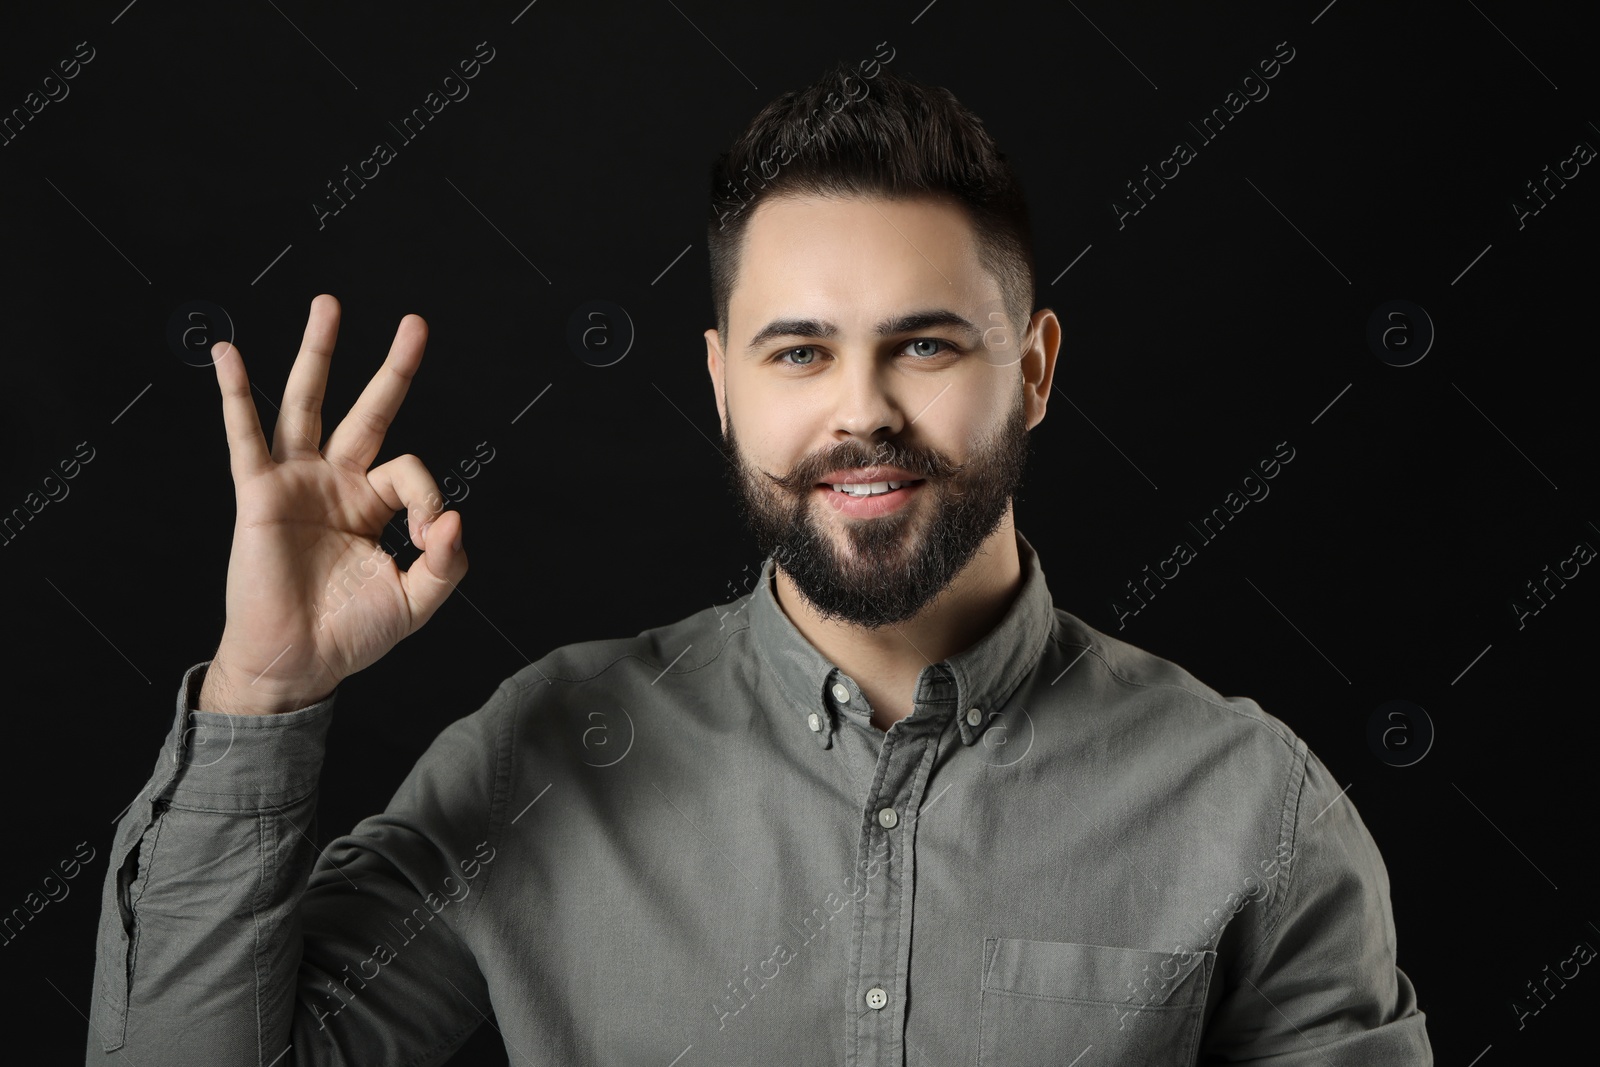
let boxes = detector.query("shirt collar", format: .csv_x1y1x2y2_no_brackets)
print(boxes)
745,528,1056,749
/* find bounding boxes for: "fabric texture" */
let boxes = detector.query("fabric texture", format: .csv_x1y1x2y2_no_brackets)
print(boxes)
85,529,1432,1065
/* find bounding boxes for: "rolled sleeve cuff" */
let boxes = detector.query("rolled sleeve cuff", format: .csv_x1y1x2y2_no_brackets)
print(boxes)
146,660,339,813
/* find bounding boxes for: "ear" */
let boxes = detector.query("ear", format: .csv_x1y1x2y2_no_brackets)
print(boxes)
704,327,728,431
1020,309,1061,431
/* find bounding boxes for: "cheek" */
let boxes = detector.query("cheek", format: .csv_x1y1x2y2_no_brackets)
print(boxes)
730,380,819,456
724,370,779,430
919,376,1006,455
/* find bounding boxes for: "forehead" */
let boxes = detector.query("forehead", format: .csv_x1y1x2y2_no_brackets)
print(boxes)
732,194,998,335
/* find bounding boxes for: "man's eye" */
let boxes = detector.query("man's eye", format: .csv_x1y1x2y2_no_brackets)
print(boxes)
902,338,955,358
771,339,956,366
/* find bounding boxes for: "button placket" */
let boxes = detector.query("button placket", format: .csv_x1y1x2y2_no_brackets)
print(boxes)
844,720,939,1066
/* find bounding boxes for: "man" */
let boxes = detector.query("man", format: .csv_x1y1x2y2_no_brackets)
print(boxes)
87,60,1432,1064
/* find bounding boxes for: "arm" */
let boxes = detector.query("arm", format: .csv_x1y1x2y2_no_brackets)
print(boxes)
1198,743,1433,1064
86,660,509,1065
84,294,483,1062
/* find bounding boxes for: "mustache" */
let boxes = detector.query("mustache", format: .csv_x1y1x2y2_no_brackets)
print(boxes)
767,441,963,493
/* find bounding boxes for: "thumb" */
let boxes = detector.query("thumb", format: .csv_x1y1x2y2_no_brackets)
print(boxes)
400,509,467,630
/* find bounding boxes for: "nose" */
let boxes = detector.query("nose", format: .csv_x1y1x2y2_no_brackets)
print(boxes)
830,351,906,444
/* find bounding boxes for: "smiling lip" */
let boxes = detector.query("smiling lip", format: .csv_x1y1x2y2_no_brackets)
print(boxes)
814,478,924,518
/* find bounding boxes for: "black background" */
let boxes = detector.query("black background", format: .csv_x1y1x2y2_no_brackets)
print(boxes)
2,0,1595,1062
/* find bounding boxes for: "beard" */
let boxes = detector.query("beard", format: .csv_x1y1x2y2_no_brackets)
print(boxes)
721,385,1032,629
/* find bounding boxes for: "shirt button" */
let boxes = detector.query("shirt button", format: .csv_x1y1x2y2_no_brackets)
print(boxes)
966,707,982,726
831,682,850,704
877,807,898,829
864,986,888,1010
807,712,822,732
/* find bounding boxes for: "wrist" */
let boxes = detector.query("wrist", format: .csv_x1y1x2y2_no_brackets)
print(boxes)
198,658,334,716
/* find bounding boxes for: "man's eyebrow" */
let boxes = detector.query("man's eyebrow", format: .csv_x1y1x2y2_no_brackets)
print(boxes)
745,308,982,352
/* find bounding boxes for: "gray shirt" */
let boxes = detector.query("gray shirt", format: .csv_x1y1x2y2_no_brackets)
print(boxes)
86,529,1432,1064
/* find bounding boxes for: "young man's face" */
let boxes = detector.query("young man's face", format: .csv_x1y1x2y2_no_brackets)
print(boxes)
704,193,1057,629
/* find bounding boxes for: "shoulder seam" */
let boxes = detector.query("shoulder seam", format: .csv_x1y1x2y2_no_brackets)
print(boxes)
505,612,749,696
1049,624,1298,754
463,683,516,926
1249,737,1310,964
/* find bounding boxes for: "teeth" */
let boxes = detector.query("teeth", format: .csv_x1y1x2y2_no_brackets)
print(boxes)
830,480,915,496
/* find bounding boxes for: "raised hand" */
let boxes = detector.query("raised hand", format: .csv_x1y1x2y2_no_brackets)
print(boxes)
197,294,468,715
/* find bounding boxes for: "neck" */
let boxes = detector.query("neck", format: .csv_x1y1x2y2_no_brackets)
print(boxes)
772,515,1024,731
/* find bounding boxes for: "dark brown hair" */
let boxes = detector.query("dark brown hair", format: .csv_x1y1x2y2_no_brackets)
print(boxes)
706,58,1037,351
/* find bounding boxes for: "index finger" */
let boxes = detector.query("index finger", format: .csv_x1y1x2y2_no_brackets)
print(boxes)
323,313,428,472
211,339,273,478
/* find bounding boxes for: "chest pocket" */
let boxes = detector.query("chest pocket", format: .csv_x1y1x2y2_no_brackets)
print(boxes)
978,938,1216,1067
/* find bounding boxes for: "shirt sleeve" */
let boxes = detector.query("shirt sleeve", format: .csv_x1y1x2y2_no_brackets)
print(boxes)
86,659,513,1066
1197,741,1434,1064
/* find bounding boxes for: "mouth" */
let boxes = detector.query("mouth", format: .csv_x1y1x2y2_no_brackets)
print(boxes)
819,478,924,498
811,478,926,517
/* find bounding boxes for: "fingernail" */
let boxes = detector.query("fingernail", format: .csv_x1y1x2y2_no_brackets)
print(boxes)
420,521,433,543
452,533,463,552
